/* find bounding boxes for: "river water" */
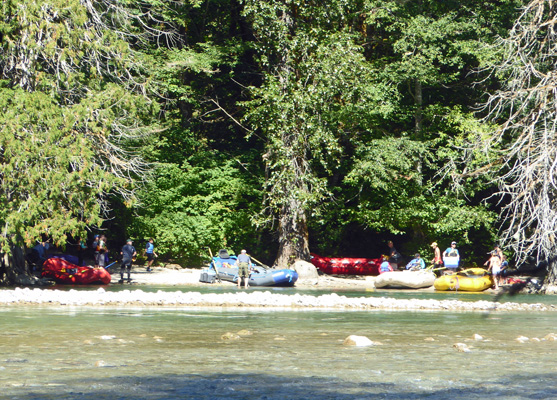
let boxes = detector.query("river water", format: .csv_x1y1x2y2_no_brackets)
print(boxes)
1,288,556,399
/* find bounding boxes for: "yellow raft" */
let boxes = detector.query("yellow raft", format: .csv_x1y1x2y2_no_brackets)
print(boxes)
434,268,493,292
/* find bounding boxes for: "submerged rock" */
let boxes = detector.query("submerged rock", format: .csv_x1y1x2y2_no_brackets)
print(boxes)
453,343,471,353
544,333,557,341
237,330,253,336
516,336,529,343
343,335,378,347
473,334,483,341
221,332,241,340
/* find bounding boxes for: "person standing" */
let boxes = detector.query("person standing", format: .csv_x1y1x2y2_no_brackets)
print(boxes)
120,239,137,283
443,241,460,259
97,235,108,268
485,250,502,290
92,235,100,267
431,242,442,270
236,249,251,289
77,237,87,266
443,241,460,273
144,238,157,272
387,240,402,270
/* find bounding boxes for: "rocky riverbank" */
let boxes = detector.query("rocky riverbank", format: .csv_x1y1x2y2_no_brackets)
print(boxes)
2,264,554,311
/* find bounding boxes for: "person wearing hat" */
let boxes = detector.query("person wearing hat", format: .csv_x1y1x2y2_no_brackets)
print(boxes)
443,241,460,259
406,253,425,270
120,238,137,283
431,242,442,269
443,241,460,273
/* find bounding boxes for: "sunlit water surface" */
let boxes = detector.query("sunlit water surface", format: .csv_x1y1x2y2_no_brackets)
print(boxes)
1,288,557,399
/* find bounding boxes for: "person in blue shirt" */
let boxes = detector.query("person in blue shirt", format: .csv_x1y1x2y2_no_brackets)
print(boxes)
443,241,460,258
144,238,158,272
379,256,393,274
443,241,460,273
406,253,426,270
235,249,251,289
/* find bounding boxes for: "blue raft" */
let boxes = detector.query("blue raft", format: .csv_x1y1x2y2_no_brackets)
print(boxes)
200,255,298,287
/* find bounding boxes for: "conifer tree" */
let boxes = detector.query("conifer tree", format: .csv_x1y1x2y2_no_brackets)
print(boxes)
0,0,175,283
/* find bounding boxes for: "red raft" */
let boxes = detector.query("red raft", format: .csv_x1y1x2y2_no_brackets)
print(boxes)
310,253,382,276
41,258,112,285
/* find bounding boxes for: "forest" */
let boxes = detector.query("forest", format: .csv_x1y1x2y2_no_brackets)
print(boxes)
1,0,557,288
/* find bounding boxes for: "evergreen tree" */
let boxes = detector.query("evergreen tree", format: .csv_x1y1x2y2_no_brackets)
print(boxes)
0,0,175,283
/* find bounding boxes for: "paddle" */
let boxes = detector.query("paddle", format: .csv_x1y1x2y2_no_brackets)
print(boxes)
425,264,446,272
104,261,118,270
249,255,269,271
207,247,222,283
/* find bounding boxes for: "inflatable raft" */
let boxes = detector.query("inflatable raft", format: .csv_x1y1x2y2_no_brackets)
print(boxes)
201,255,298,287
374,270,436,289
434,268,493,292
42,258,112,285
310,253,382,275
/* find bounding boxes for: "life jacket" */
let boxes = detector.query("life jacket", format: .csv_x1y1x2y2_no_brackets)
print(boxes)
380,261,392,273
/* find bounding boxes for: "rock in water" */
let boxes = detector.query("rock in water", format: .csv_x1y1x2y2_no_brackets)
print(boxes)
221,332,241,340
343,335,375,347
544,333,557,341
473,334,483,341
453,343,471,352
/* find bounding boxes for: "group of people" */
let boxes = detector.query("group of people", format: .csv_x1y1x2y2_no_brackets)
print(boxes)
382,240,508,287
118,237,158,283
89,235,157,283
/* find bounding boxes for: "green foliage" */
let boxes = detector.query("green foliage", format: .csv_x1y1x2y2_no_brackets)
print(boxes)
0,0,166,254
131,155,262,264
0,88,113,250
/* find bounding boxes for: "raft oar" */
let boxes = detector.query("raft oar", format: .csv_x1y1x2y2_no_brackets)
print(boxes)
250,256,270,270
207,247,221,283
426,265,447,272
104,261,118,270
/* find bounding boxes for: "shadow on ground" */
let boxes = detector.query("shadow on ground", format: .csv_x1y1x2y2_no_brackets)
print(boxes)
6,372,557,399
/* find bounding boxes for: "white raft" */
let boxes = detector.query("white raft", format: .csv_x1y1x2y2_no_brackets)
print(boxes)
374,270,436,289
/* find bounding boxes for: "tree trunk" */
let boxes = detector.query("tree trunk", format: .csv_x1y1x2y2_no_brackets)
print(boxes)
274,199,310,268
414,79,423,137
1,245,44,286
543,259,557,292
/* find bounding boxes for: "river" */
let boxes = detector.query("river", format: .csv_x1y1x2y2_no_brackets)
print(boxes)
1,287,556,399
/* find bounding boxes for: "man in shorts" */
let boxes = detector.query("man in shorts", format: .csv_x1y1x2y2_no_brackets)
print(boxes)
485,250,502,290
236,249,251,289
144,238,157,272
120,239,137,283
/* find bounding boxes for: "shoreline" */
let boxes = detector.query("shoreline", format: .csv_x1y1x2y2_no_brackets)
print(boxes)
0,286,554,312
0,266,554,312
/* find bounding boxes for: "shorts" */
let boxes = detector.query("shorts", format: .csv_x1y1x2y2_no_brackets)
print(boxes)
146,253,154,262
238,262,249,278
121,259,132,269
97,255,106,268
